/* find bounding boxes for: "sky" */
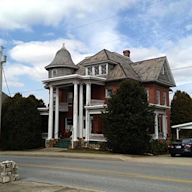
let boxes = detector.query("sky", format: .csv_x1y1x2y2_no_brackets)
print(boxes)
0,0,192,104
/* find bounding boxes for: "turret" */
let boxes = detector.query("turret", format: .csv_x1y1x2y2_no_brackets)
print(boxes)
45,44,78,78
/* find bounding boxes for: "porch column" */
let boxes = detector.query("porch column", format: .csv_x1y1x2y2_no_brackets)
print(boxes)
154,113,159,139
79,83,84,139
54,87,59,139
85,83,91,141
73,82,78,143
162,114,167,139
176,128,180,140
48,85,54,139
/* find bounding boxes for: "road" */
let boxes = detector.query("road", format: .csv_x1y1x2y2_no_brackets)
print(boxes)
0,155,191,192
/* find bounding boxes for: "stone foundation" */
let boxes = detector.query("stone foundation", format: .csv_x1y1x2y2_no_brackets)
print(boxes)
0,161,19,183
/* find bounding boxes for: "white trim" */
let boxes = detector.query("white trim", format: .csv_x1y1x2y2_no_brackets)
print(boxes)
84,104,107,110
149,103,170,109
48,86,53,139
172,122,192,129
54,87,59,139
43,74,106,83
72,82,78,142
79,84,84,138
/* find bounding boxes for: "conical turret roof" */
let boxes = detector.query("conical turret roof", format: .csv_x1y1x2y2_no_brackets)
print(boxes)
45,45,78,70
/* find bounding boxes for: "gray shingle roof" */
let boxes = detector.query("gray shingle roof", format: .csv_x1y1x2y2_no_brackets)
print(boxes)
77,49,140,81
45,46,78,70
50,47,175,87
131,56,176,86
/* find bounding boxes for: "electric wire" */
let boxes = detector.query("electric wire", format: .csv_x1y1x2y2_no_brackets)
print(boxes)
2,68,11,97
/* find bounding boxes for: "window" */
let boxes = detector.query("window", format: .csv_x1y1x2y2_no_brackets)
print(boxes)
146,89,149,101
94,65,99,75
156,90,160,104
87,66,92,75
162,92,167,106
67,92,73,104
101,64,107,74
161,65,165,75
158,114,163,138
86,64,108,76
52,69,57,77
106,88,113,98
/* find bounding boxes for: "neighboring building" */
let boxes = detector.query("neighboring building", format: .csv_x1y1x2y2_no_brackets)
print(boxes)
42,45,176,147
172,122,192,140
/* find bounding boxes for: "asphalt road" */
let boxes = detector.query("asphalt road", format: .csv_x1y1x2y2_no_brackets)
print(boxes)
0,155,191,192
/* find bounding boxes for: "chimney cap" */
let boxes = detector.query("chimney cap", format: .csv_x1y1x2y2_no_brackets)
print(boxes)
123,50,130,57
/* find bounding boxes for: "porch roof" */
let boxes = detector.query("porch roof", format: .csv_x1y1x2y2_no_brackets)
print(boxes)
171,122,192,130
43,74,106,86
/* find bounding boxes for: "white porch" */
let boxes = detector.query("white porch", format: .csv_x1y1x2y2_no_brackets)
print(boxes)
43,74,106,148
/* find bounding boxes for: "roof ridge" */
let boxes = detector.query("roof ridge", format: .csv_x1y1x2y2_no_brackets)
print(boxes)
118,62,129,78
134,56,166,64
128,63,141,81
103,49,110,60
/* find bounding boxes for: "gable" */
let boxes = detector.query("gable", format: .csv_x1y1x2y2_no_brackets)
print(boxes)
157,59,176,87
131,56,175,87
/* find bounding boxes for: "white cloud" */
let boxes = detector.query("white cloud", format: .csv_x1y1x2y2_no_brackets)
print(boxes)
146,0,191,18
0,39,6,46
0,0,137,30
128,36,192,92
5,38,89,88
129,47,164,61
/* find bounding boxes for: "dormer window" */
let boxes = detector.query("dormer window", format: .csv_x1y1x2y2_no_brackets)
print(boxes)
87,66,93,75
101,64,107,74
86,63,108,76
94,65,99,75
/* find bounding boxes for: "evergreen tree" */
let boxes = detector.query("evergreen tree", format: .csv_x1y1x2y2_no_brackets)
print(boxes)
171,90,192,125
1,93,43,150
102,80,154,154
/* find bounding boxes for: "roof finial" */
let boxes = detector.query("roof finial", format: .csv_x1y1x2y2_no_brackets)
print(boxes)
62,43,66,49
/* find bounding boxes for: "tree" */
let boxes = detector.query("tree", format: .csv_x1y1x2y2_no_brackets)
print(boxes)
102,80,154,154
171,90,192,125
0,93,44,150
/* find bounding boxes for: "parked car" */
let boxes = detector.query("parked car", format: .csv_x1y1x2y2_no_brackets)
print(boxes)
168,138,192,157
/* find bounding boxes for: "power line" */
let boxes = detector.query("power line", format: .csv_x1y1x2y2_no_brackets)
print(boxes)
2,68,11,96
171,66,192,71
10,88,47,96
67,15,116,30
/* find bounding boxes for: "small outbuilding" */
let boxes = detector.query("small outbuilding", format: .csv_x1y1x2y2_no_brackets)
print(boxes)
171,122,192,139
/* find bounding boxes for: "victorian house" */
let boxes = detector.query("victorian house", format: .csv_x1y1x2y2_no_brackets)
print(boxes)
42,45,175,147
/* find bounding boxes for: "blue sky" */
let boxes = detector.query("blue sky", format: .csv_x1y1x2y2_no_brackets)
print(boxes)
0,0,192,104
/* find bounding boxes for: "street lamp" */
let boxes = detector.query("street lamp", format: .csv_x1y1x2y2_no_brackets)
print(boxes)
0,46,6,138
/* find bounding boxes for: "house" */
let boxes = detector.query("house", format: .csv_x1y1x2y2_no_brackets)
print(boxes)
42,45,176,148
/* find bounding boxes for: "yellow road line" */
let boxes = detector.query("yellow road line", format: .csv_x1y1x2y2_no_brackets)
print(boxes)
20,163,192,184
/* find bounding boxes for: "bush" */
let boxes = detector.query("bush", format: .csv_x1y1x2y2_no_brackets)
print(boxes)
149,140,168,155
1,93,43,150
102,80,154,154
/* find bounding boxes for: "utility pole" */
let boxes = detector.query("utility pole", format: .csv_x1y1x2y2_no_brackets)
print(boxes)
0,46,6,138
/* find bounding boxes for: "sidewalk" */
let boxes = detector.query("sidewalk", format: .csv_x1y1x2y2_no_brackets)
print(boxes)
0,148,192,166
0,181,96,192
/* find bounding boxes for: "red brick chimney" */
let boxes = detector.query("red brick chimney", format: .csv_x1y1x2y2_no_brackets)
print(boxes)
123,50,130,57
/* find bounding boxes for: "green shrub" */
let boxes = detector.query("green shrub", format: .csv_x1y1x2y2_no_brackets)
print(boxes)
102,80,154,154
1,93,44,150
149,140,168,155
